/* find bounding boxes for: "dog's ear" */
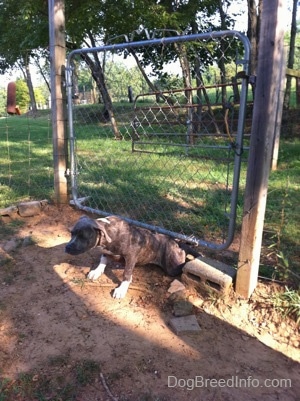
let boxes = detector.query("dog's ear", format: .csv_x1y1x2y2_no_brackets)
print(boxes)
93,219,112,243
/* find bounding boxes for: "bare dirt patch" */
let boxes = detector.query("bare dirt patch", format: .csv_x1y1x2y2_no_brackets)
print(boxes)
0,205,299,401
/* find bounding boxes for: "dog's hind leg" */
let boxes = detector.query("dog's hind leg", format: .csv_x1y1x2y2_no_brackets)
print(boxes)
88,255,107,281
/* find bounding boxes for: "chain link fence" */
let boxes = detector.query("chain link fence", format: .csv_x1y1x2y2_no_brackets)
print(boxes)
66,31,251,249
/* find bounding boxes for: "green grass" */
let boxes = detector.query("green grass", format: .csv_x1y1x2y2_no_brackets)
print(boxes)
261,140,300,279
272,287,300,324
0,114,53,207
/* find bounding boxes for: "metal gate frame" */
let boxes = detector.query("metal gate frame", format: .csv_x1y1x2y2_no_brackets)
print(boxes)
65,30,250,250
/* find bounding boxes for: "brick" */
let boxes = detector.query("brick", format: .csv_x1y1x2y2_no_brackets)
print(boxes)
182,256,236,296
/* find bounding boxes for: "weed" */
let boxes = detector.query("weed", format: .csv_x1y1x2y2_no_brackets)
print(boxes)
75,359,101,386
107,370,122,383
0,255,14,268
0,219,24,241
0,301,7,313
0,359,102,401
272,287,300,324
138,393,167,401
71,277,86,288
48,354,70,367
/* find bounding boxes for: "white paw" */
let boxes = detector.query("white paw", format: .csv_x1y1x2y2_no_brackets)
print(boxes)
88,265,105,281
113,280,131,299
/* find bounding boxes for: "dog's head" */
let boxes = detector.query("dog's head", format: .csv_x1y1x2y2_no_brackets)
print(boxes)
65,216,112,255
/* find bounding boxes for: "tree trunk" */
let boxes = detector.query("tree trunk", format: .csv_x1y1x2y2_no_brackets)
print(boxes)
191,20,221,136
297,77,300,105
218,0,228,108
81,52,121,139
129,48,171,103
25,63,38,114
129,49,156,92
33,57,51,93
247,0,262,76
19,60,37,115
173,42,195,143
284,0,298,108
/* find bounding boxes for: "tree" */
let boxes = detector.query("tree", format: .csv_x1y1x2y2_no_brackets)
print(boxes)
284,0,299,108
0,0,242,123
15,79,30,112
247,0,262,76
0,89,7,116
0,0,49,114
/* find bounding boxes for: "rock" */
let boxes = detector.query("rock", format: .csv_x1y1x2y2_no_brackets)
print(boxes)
168,279,186,294
293,340,299,348
173,299,194,317
22,236,35,247
169,315,201,335
168,290,187,302
3,239,21,252
0,206,18,216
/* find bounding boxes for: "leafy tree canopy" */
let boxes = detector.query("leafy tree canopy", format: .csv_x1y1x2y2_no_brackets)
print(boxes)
0,0,236,74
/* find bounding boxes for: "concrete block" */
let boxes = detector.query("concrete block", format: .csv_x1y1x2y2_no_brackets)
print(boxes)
182,256,236,296
169,315,201,335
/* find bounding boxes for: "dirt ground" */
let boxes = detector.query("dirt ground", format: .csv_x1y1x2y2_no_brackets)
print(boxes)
0,204,299,401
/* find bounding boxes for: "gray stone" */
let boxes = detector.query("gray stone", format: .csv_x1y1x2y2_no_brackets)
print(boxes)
168,279,186,294
3,239,21,252
173,299,194,317
169,315,201,335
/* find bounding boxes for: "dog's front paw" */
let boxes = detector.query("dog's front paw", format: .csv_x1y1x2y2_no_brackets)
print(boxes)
113,280,131,299
87,266,105,281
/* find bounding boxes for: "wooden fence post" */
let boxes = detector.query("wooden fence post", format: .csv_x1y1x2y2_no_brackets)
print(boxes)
48,0,68,204
235,0,286,298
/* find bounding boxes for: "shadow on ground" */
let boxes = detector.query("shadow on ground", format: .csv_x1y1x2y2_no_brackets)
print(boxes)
0,205,299,401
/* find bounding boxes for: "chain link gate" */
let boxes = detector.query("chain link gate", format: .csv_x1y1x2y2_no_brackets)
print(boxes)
66,30,250,250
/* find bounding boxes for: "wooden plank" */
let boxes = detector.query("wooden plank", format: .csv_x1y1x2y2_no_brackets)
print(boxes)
236,0,286,298
286,68,300,78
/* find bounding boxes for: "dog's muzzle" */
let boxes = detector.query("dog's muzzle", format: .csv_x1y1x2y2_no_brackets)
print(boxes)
65,243,82,255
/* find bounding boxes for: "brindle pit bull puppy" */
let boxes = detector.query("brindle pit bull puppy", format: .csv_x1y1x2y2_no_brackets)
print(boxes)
65,216,186,299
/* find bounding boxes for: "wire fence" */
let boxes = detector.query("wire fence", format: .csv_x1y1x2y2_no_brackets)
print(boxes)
0,113,54,208
66,31,251,249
